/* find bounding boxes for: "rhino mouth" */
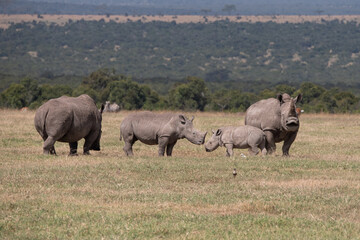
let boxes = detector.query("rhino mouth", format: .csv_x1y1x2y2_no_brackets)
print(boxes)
285,118,299,131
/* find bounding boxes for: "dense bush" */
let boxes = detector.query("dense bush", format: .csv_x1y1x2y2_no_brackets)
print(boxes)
1,69,359,113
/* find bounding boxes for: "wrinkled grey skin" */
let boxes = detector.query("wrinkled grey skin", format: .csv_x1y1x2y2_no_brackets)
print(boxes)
120,112,207,156
104,101,120,112
245,93,302,156
205,126,267,157
34,94,104,155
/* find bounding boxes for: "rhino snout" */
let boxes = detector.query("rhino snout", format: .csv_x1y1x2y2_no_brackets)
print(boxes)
187,131,207,145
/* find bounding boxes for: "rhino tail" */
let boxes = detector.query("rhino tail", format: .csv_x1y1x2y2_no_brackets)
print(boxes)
35,108,49,139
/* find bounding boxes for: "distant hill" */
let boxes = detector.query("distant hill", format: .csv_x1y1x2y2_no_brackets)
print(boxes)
2,0,360,15
1,17,360,94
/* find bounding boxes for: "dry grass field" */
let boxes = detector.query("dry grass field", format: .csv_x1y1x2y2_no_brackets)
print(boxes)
1,14,360,29
1,109,360,239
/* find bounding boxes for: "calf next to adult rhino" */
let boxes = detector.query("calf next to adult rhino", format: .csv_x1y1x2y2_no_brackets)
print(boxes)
205,125,267,157
120,112,207,156
34,94,104,155
245,93,302,156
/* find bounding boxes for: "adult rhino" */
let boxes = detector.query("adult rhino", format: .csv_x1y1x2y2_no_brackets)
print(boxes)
120,112,207,156
103,101,120,112
34,94,104,155
245,93,302,156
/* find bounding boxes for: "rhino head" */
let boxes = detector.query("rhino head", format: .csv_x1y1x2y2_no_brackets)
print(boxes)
178,115,207,145
205,129,222,152
277,93,302,132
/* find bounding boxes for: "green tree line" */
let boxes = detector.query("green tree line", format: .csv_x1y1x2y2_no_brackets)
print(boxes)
1,69,359,113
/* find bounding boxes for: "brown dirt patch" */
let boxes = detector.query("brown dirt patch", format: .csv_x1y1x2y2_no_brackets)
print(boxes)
2,14,360,29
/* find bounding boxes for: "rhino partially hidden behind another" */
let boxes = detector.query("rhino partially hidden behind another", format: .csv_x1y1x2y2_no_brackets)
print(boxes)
120,112,207,156
34,94,104,155
245,93,302,156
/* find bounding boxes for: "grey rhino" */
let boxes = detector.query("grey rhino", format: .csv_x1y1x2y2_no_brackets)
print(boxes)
34,94,104,155
205,126,267,157
245,93,302,156
120,112,207,156
103,101,120,112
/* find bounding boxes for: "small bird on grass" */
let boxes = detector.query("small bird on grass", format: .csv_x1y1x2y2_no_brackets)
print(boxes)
232,168,237,178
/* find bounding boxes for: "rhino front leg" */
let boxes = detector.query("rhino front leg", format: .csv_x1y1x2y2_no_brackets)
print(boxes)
264,131,276,155
225,143,234,157
166,141,177,156
69,142,78,156
282,132,297,157
158,137,169,156
43,136,57,155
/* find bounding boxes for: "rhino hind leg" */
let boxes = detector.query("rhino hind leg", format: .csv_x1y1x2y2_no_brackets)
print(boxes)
69,142,78,156
248,146,259,156
43,136,57,155
123,134,137,156
259,140,267,156
123,141,134,156
264,131,276,154
83,130,99,155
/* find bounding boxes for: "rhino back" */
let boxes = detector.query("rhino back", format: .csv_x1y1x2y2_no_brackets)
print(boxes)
121,112,176,143
36,95,100,142
245,98,281,131
221,126,250,146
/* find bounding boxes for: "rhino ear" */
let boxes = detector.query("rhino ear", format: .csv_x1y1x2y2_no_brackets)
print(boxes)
179,115,186,124
215,129,222,136
190,116,194,122
99,104,105,114
277,94,284,104
212,129,215,134
295,93,302,104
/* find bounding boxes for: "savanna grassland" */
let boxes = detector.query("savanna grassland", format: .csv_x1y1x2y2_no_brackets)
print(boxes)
1,109,360,239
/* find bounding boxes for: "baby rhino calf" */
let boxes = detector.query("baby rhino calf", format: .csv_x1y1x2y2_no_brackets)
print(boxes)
205,126,267,157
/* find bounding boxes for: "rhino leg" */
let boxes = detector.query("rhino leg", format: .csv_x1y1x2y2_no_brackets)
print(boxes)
166,141,177,156
123,134,136,156
123,142,134,156
282,132,297,157
248,146,259,156
225,143,234,157
69,142,78,156
43,136,57,155
264,131,276,154
158,137,170,156
83,130,98,155
259,140,267,156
